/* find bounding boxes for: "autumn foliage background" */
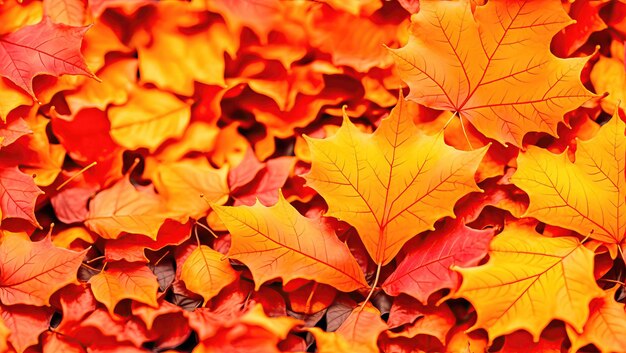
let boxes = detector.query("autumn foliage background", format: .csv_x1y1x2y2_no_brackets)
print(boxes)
0,0,625,352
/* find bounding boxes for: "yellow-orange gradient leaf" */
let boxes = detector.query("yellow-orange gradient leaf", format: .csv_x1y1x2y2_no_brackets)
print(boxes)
89,261,159,315
391,0,594,146
0,233,86,306
180,245,237,304
85,175,181,240
212,192,367,292
511,109,625,247
153,159,229,218
309,303,387,353
566,286,626,353
305,95,487,265
108,87,191,152
453,224,602,342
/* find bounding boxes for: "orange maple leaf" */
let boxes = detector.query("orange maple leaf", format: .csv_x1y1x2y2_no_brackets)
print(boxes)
305,95,486,267
89,261,159,315
0,16,97,99
213,192,367,292
391,0,595,146
567,286,626,353
0,233,86,306
453,223,602,342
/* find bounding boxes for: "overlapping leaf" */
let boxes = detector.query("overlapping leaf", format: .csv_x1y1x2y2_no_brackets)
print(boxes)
0,233,86,306
213,193,367,292
511,109,625,247
453,224,603,341
89,261,159,315
305,95,487,265
391,0,594,146
0,17,96,98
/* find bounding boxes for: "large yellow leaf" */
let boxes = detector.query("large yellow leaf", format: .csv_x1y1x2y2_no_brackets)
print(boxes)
180,245,237,304
305,95,487,265
212,193,367,292
511,110,625,248
453,224,602,342
391,0,594,146
153,159,229,218
108,87,191,152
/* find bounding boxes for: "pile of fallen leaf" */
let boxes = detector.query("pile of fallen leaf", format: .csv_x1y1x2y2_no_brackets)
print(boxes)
0,0,625,352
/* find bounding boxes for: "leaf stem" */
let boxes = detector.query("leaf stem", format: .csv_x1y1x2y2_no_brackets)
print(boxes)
360,262,382,311
458,115,474,150
56,161,97,191
195,221,219,238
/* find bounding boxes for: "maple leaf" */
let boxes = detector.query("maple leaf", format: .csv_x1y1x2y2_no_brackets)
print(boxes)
1,304,53,353
89,261,159,315
308,303,387,353
390,0,595,146
453,223,603,342
305,95,487,266
180,245,237,304
108,87,192,152
382,221,493,303
0,165,43,227
2,114,66,187
0,16,97,99
85,175,181,240
104,220,190,263
308,6,398,72
567,286,626,353
153,159,229,218
0,233,86,306
212,192,367,292
511,109,625,248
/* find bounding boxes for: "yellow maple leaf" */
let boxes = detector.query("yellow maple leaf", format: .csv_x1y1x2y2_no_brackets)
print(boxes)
212,192,367,292
453,223,603,342
390,0,595,146
511,109,625,250
305,95,487,266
